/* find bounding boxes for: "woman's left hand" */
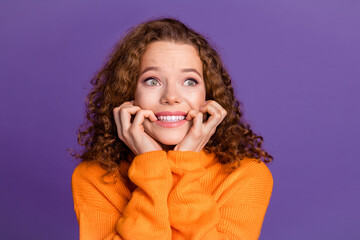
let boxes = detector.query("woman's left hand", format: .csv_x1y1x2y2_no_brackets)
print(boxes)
174,100,227,152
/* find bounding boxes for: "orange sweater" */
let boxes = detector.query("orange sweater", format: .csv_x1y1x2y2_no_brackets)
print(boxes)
72,150,273,240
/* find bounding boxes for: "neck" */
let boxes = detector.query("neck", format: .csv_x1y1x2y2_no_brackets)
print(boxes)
160,143,176,152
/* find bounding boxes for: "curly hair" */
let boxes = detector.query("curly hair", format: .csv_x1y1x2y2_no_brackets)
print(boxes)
72,17,273,173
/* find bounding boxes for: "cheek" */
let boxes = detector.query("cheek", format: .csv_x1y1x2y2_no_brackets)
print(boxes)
185,90,206,109
134,89,153,108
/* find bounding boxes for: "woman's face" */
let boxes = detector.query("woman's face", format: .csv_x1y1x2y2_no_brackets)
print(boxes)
134,41,206,146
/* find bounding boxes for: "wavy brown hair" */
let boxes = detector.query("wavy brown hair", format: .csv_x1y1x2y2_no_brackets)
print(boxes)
72,17,273,173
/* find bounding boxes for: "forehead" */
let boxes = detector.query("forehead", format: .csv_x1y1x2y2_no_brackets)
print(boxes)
140,41,203,71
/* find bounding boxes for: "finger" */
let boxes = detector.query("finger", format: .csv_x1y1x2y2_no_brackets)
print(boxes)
119,106,141,132
186,110,197,121
113,100,137,124
203,100,227,117
201,104,222,127
142,110,157,122
113,107,123,139
202,101,227,117
192,112,203,133
202,108,226,136
132,109,157,128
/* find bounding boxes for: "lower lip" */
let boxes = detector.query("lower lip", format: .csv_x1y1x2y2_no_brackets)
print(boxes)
155,119,187,128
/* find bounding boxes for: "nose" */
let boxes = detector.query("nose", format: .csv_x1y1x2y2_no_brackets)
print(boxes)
160,84,182,105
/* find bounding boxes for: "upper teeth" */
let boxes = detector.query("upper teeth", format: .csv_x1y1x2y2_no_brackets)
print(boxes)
158,115,185,122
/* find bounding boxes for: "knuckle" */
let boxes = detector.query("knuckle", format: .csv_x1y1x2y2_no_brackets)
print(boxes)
211,101,218,106
119,107,127,114
142,110,151,115
137,109,145,115
214,113,221,119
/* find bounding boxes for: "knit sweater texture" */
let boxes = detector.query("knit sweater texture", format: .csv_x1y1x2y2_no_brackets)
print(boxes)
71,150,273,240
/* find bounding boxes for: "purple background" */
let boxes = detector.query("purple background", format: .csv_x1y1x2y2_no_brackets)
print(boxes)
1,0,359,239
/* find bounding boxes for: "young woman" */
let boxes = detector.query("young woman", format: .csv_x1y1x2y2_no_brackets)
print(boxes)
71,18,273,240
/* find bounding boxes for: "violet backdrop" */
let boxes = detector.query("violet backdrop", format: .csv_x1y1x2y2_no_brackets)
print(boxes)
0,0,359,239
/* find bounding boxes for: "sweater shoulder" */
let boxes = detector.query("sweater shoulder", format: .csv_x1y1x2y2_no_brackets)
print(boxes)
71,161,131,213
72,160,131,184
237,158,273,183
221,158,273,206
72,161,107,181
235,158,273,192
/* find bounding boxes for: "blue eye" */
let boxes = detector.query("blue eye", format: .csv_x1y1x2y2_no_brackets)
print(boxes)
184,78,198,86
144,78,159,86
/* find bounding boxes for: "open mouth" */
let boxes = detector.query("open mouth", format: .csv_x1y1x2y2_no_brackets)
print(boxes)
157,115,186,122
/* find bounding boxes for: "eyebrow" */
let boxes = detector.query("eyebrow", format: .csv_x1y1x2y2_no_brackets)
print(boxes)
140,66,202,78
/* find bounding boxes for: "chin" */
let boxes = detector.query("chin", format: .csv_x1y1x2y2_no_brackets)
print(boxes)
157,138,182,146
152,134,185,146
143,121,190,147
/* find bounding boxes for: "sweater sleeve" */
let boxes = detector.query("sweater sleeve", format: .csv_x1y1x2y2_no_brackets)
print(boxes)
72,161,130,240
115,150,173,240
167,151,273,240
71,151,173,240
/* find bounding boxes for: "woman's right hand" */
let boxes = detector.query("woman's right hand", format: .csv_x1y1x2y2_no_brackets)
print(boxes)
113,101,163,155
